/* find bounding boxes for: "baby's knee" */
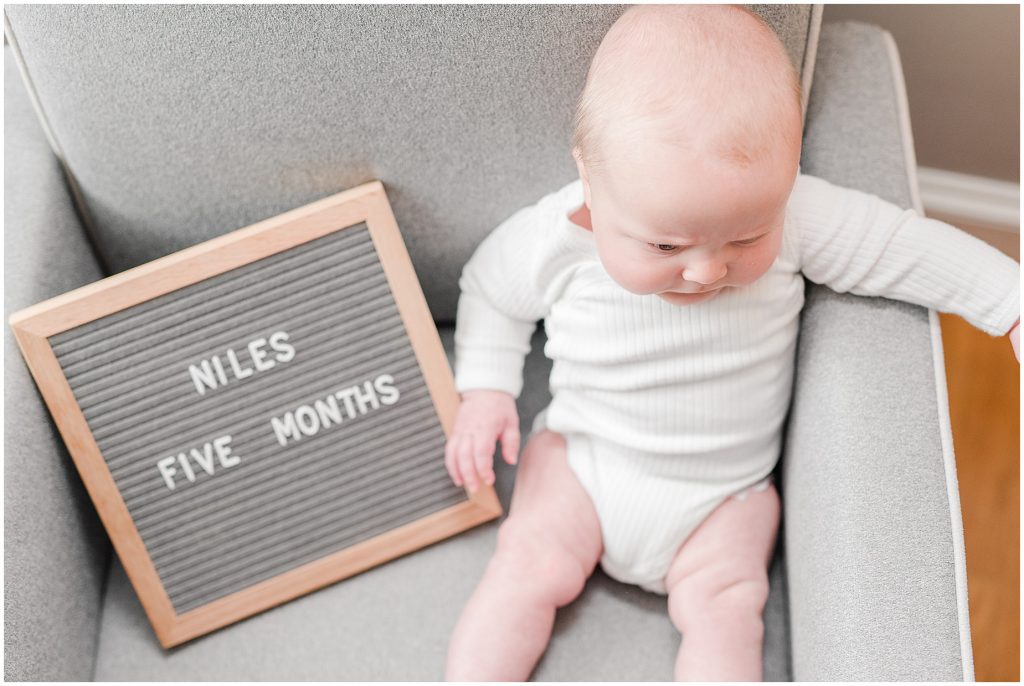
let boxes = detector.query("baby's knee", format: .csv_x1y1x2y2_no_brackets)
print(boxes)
491,520,590,607
667,569,770,633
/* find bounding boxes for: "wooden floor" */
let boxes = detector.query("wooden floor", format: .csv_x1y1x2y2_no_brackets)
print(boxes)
941,313,1019,681
933,217,1019,681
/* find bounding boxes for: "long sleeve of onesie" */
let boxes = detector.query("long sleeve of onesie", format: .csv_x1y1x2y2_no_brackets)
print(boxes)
790,174,1020,336
454,191,583,398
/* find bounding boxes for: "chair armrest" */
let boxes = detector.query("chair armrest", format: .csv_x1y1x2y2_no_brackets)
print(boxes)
784,22,972,681
4,43,111,681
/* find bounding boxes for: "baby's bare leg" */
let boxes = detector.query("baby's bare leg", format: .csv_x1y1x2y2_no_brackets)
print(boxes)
445,430,603,681
663,481,781,682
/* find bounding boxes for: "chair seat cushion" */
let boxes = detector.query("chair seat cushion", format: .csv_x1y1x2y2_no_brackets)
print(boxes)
93,325,793,681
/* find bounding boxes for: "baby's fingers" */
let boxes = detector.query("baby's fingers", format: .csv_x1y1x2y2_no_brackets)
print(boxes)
444,434,463,487
457,434,481,493
501,424,520,465
471,433,496,490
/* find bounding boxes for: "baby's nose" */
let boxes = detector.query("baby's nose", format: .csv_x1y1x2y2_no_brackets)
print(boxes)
682,260,727,285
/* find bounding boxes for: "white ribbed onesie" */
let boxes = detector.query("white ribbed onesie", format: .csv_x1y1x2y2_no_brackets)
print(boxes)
453,173,1020,595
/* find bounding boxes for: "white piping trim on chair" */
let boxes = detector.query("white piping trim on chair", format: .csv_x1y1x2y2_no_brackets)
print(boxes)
4,13,64,174
882,28,976,684
800,5,823,127
3,10,109,276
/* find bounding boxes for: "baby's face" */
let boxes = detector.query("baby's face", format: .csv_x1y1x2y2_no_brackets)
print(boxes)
574,142,797,306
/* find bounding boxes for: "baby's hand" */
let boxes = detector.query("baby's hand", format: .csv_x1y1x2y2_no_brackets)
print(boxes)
1011,318,1020,363
444,389,520,493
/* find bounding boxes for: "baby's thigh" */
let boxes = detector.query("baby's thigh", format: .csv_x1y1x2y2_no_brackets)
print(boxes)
499,429,603,576
664,482,781,594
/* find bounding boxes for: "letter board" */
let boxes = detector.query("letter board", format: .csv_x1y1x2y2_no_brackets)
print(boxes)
9,181,502,648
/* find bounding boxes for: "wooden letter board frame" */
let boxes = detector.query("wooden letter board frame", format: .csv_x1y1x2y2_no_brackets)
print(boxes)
9,180,502,648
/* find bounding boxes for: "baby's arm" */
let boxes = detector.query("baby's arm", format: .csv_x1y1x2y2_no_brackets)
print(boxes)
446,200,559,491
791,175,1020,358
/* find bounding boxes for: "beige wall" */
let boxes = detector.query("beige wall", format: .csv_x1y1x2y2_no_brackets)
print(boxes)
824,4,1019,182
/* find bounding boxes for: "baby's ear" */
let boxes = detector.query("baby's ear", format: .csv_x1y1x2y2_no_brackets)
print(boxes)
572,148,593,207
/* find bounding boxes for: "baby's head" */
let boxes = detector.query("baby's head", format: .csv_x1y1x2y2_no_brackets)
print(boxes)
571,5,803,305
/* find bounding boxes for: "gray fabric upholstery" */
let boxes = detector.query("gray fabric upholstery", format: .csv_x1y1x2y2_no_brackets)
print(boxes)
3,44,112,682
787,21,969,680
93,325,794,681
2,4,813,324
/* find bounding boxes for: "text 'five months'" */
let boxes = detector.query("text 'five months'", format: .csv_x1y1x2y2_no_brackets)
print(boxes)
155,330,402,491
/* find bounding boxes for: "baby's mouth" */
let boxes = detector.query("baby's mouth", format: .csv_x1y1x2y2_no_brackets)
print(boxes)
668,287,720,295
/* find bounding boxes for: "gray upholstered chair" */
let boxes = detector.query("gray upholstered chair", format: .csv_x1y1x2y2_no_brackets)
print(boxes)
4,5,974,681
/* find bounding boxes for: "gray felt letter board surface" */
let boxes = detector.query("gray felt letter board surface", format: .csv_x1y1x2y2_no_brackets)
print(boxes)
9,181,500,648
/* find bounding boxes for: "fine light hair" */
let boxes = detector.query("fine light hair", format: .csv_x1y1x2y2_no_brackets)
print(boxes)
571,5,803,174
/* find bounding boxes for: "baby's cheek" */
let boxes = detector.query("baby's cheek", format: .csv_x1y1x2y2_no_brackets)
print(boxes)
597,242,655,294
604,260,647,294
730,246,778,285
610,259,662,294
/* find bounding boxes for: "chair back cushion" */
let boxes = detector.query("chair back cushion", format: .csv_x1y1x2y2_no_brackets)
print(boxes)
5,4,820,322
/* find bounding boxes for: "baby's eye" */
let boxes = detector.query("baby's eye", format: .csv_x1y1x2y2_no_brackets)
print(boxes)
732,235,765,246
650,243,679,253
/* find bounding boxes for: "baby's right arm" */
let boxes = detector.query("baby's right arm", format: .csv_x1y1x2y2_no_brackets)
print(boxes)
447,198,561,491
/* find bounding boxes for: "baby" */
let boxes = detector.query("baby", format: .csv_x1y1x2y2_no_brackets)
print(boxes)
442,5,1020,682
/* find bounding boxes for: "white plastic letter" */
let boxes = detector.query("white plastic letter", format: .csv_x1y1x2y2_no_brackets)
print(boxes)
177,452,197,483
248,337,274,372
211,356,229,386
189,360,218,396
271,413,301,447
351,381,380,415
374,374,400,405
335,388,358,419
190,443,216,476
314,397,343,428
215,434,239,468
294,405,320,435
157,456,178,490
226,348,254,380
269,331,296,363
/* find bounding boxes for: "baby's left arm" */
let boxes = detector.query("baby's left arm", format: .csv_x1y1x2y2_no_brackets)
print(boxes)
790,174,1020,361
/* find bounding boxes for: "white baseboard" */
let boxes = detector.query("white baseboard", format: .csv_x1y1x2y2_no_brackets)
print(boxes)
917,167,1019,232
